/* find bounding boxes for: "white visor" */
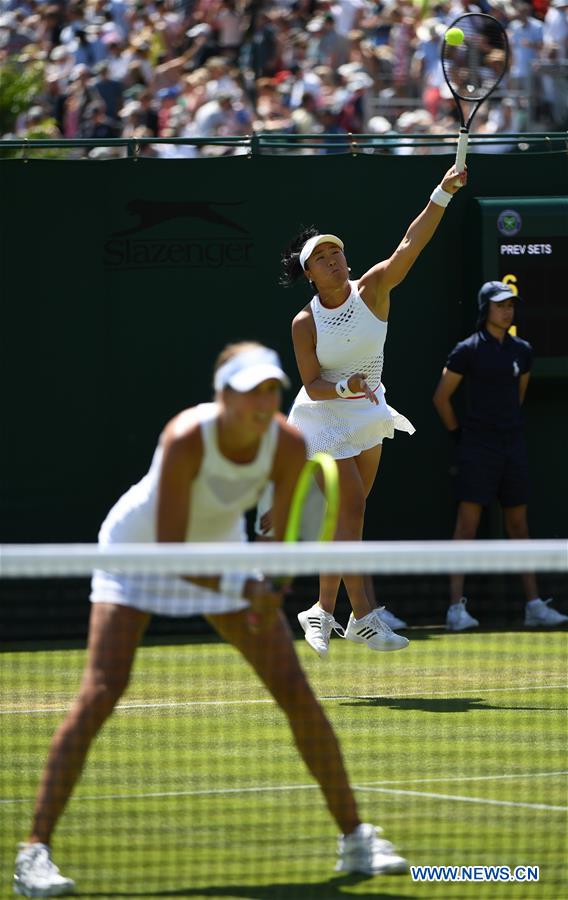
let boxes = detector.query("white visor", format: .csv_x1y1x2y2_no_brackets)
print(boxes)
299,233,344,271
214,347,290,393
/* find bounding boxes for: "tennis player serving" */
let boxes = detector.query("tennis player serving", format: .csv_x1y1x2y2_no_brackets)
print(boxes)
281,163,467,657
14,342,408,897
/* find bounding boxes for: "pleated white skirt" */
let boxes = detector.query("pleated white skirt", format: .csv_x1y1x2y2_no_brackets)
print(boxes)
287,384,415,459
90,569,250,617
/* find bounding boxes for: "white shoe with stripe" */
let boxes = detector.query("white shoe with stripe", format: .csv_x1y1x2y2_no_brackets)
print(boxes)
297,604,345,657
345,609,409,651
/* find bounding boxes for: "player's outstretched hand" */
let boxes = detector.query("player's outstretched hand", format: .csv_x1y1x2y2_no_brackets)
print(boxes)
245,576,283,634
348,373,379,405
441,164,467,194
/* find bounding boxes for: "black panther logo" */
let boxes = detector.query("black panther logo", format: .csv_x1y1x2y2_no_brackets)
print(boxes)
112,199,249,237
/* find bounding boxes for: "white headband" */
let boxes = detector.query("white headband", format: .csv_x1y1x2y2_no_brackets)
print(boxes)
214,347,290,393
299,233,344,271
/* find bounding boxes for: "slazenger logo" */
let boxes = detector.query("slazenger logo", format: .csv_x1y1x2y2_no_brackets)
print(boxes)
497,209,522,237
103,199,253,270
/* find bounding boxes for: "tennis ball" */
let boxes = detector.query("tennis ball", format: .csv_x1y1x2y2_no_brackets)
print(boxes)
445,27,464,46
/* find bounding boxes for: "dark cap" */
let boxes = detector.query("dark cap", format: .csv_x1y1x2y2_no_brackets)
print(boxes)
477,280,519,328
478,281,519,308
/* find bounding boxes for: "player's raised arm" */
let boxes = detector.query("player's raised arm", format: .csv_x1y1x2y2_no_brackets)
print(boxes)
358,165,467,318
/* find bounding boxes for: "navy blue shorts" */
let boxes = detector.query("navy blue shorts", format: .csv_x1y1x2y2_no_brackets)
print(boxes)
455,429,530,508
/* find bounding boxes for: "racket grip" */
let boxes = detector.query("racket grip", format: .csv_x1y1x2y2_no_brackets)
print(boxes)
454,129,468,185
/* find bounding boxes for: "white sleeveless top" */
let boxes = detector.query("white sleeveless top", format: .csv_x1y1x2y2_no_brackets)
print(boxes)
98,403,279,545
91,404,279,616
311,281,386,392
287,281,415,459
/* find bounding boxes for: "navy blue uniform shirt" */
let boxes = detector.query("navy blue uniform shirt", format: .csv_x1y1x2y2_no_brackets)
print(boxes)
446,329,533,432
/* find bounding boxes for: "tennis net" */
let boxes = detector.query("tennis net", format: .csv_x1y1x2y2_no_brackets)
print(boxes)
1,540,567,899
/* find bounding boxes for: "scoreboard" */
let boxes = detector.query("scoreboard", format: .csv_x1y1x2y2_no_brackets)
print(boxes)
475,197,568,376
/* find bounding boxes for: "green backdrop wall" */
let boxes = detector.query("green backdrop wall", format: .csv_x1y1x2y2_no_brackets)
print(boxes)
2,152,566,542
1,152,566,635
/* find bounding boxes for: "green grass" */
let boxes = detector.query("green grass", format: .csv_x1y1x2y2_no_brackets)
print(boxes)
1,629,567,899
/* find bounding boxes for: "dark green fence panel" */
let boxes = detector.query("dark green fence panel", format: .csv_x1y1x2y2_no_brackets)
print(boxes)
1,152,566,635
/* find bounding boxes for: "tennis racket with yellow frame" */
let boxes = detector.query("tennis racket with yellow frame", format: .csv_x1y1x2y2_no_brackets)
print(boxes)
247,453,339,629
284,452,340,543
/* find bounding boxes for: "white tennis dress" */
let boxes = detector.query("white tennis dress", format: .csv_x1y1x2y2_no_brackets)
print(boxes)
287,281,414,459
91,403,279,616
255,282,414,538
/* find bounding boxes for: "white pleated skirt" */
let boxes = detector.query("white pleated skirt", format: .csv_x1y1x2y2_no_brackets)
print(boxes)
90,569,249,617
287,383,415,460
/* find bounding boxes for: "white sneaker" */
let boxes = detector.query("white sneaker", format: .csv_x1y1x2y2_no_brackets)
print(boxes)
297,604,345,658
14,843,75,897
446,598,479,632
376,608,407,630
345,609,409,651
336,823,408,875
525,598,568,627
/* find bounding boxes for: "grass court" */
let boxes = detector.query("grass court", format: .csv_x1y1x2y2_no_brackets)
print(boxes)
1,627,566,899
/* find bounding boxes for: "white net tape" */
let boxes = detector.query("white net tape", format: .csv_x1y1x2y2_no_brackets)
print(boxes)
1,540,566,577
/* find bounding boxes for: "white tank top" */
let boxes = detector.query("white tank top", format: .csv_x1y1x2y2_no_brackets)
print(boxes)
99,403,279,545
310,280,387,391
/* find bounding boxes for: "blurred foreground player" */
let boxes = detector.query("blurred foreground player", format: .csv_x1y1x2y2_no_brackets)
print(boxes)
14,342,408,897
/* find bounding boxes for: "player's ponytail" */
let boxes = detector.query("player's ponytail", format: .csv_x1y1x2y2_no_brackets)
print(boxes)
279,225,319,287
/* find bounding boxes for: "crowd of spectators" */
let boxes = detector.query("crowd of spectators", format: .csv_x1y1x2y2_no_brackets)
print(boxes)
1,0,566,155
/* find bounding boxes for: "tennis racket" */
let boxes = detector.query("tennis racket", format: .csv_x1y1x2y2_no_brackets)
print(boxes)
247,453,339,629
284,452,340,543
441,13,509,184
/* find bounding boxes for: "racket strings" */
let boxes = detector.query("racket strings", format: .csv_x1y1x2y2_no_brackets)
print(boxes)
442,15,508,102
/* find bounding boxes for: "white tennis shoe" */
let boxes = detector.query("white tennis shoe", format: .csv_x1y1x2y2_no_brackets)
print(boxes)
525,598,568,627
336,823,408,875
376,608,407,630
446,598,479,632
297,604,345,657
345,609,409,651
14,843,75,897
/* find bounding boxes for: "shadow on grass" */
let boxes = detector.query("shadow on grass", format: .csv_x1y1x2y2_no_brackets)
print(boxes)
340,696,557,713
82,873,406,898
